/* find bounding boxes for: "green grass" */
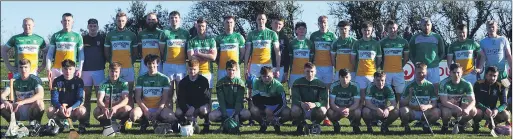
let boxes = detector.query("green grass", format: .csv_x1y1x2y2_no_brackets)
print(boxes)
0,62,511,138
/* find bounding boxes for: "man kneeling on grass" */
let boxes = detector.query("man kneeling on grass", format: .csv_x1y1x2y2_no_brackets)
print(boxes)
327,68,362,133
291,62,327,135
94,62,132,132
399,62,440,133
362,71,399,133
176,59,211,133
1,59,45,132
130,54,175,132
47,59,87,133
209,60,251,133
250,66,291,133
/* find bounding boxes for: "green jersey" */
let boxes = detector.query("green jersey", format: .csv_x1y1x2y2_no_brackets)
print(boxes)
448,39,480,75
310,31,337,66
160,27,190,64
104,29,138,68
246,28,278,64
251,78,285,97
49,30,83,69
216,77,246,115
5,33,46,73
380,36,409,73
352,38,382,76
331,37,357,71
291,77,328,107
365,85,395,108
439,78,474,105
138,29,163,59
401,80,436,105
409,32,444,68
98,78,129,104
6,74,43,102
135,72,171,108
187,36,216,74
289,38,314,74
215,32,245,68
329,81,360,107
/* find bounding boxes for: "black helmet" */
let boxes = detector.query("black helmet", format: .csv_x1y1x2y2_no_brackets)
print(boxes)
41,119,60,136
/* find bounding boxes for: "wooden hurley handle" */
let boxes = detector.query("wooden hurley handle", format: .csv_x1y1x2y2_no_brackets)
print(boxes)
9,79,14,102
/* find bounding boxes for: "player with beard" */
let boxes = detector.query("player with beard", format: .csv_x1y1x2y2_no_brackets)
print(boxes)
138,12,164,74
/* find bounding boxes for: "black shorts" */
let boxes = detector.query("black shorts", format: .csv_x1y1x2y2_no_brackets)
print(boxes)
252,95,286,116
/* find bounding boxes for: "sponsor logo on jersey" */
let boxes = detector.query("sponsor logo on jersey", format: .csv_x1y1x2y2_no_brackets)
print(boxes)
112,41,131,50
314,41,331,50
252,40,271,49
337,49,352,54
455,50,473,59
56,42,76,51
18,45,39,53
293,50,310,58
358,50,376,59
485,48,502,55
415,36,439,44
383,48,403,56
167,39,185,47
220,43,238,51
142,39,159,48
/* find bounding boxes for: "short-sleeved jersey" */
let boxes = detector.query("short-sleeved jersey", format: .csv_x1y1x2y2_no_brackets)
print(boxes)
187,36,216,74
5,33,46,73
104,29,138,68
365,84,395,108
480,36,511,72
401,80,436,106
448,39,480,75
310,31,337,66
409,32,444,68
331,37,357,72
438,78,474,105
246,28,278,64
329,81,360,107
289,38,314,74
251,78,285,97
380,37,409,73
135,72,171,108
49,30,83,69
138,29,163,59
160,28,190,64
216,32,245,68
6,74,43,102
98,78,129,105
352,39,382,76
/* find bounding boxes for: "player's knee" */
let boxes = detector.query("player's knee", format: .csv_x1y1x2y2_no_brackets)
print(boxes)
93,107,102,119
250,107,260,117
290,105,302,118
208,110,220,122
198,106,209,117
175,108,183,117
362,107,371,117
240,109,251,121
353,108,362,117
264,108,274,117
160,108,176,122
130,107,143,121
34,100,45,111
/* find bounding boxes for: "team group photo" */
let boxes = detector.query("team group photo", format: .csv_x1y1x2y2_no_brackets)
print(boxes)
0,1,512,138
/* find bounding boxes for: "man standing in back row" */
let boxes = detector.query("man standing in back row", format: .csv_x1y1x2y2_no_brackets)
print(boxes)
138,12,163,74
479,20,512,82
270,16,290,83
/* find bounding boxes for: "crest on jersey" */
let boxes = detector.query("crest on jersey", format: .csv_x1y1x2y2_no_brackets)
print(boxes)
71,37,74,41
493,90,497,96
97,41,101,46
33,40,37,44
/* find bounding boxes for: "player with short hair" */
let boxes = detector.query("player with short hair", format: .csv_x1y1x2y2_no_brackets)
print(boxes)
439,63,477,134
290,62,328,135
2,18,46,77
271,16,290,83
139,12,164,74
187,18,217,89
46,13,84,80
331,21,357,81
327,68,362,133
104,12,138,107
380,20,409,102
362,71,399,133
399,62,440,133
447,23,481,85
288,21,314,89
479,20,512,82
215,15,245,79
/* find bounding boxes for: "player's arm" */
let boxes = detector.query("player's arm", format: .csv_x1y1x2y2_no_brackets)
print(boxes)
350,42,357,71
113,82,130,110
330,42,337,69
316,87,328,107
19,84,44,105
329,93,340,110
159,32,167,61
497,84,508,112
1,46,16,72
364,88,379,111
217,85,227,116
386,90,396,110
158,77,171,111
376,43,383,69
0,86,10,103
282,38,290,74
291,84,301,106
473,83,488,112
244,41,252,68
273,33,281,68
97,89,107,109
70,84,84,109
503,40,512,70
447,44,454,67
239,35,246,63
104,34,111,62
439,95,459,109
176,82,188,112
50,80,62,109
134,87,147,109
348,86,361,111
403,41,410,67
437,35,445,60
235,85,245,116
186,41,195,60
77,37,85,73
46,45,55,71
408,37,416,62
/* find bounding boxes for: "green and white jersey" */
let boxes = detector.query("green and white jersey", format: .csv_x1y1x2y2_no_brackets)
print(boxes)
289,38,314,74
246,28,279,64
401,80,436,105
331,37,357,71
159,27,189,64
329,81,360,107
365,84,395,108
251,78,285,97
135,72,171,108
98,78,129,104
310,31,337,66
380,36,409,73
5,74,43,102
49,30,83,69
5,33,46,73
215,32,245,67
438,78,474,105
138,29,163,59
448,39,480,75
409,32,444,68
104,29,138,68
187,36,217,74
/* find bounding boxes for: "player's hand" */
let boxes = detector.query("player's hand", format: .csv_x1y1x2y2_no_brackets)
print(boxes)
420,105,429,111
341,107,350,116
492,109,499,118
301,103,310,110
186,107,195,117
485,108,493,117
462,107,471,116
47,70,52,79
383,108,390,118
5,102,13,112
110,108,118,119
103,108,111,119
59,107,67,117
65,107,73,117
377,109,385,117
273,70,280,79
142,107,151,120
75,70,81,78
13,102,22,113
474,68,482,74
281,72,289,83
307,102,316,109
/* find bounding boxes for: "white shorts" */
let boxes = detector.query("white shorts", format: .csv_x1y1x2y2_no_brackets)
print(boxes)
316,66,334,84
249,64,273,77
120,68,135,82
385,72,406,94
288,74,303,87
82,70,105,86
201,73,213,88
355,76,373,90
336,72,355,82
139,60,163,75
426,67,440,84
217,69,241,80
50,68,63,80
463,72,477,85
162,63,186,81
